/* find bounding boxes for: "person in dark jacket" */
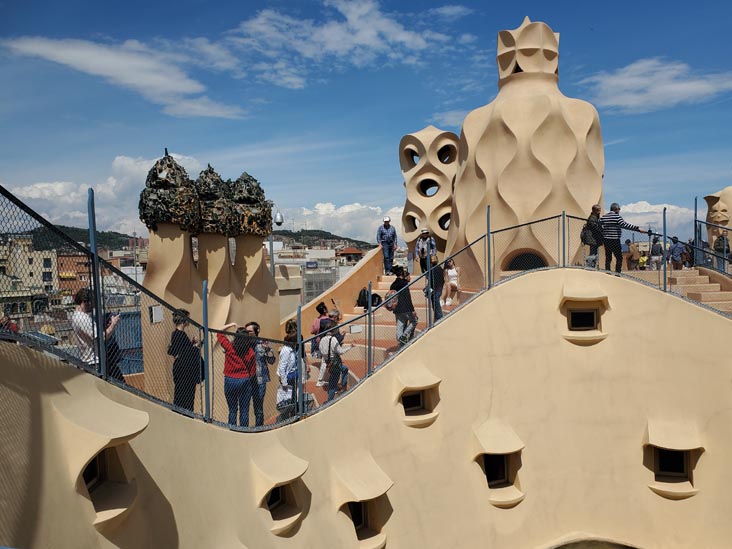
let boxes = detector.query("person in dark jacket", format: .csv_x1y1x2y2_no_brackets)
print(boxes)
390,266,418,346
168,309,201,413
713,232,729,272
104,312,125,383
583,204,603,268
427,255,445,321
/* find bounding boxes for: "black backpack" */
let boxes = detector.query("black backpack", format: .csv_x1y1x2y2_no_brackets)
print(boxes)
356,287,369,308
580,224,591,245
371,293,382,307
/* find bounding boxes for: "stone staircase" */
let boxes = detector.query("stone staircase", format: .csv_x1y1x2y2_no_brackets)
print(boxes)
301,274,478,405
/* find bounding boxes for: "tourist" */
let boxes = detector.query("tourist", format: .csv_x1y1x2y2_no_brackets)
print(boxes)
376,216,397,274
247,321,274,427
216,322,256,426
0,314,18,335
168,309,202,413
650,237,664,271
310,302,328,358
600,203,648,274
668,236,686,271
582,204,603,268
427,255,444,321
103,312,125,383
638,251,648,271
71,287,119,366
319,319,352,401
276,331,302,421
443,258,461,306
316,309,344,387
714,232,729,272
625,239,640,271
0,314,19,344
390,266,418,347
415,228,437,274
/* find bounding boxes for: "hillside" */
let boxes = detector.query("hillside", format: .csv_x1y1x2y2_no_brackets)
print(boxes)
4,224,374,252
272,229,375,250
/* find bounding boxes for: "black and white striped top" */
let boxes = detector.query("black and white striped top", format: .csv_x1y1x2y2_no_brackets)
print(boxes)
600,211,640,240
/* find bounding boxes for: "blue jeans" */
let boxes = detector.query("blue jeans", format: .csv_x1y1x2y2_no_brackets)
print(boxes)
395,312,417,346
431,287,443,321
224,376,252,426
327,365,349,401
382,244,394,273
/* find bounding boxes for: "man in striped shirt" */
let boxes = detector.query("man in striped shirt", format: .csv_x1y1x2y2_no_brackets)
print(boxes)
600,203,648,274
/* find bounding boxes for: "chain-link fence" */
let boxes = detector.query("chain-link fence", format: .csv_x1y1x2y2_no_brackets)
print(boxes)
0,185,98,369
6,180,730,429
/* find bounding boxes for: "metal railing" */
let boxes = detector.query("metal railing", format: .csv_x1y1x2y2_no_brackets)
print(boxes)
2,183,730,431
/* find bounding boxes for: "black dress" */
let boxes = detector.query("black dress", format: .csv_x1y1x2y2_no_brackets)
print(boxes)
168,329,200,412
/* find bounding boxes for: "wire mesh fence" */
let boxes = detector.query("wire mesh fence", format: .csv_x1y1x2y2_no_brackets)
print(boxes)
0,185,99,369
5,179,730,430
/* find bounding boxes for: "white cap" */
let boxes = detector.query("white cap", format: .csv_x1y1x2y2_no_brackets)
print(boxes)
383,216,391,222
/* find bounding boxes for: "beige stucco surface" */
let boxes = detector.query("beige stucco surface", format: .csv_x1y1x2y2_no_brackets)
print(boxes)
444,17,603,285
399,125,460,257
4,269,732,548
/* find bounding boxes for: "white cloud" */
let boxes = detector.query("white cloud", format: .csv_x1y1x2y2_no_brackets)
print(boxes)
4,156,403,245
428,5,473,21
430,109,467,128
4,152,204,236
619,201,695,239
285,202,403,243
227,0,450,85
581,58,732,113
2,37,245,119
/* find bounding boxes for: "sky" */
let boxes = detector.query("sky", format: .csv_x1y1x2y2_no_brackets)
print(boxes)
1,0,731,243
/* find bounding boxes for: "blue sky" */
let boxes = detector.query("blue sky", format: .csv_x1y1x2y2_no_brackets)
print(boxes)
1,0,731,242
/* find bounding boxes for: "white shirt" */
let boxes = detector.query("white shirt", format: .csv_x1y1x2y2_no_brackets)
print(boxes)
71,309,97,364
276,345,298,406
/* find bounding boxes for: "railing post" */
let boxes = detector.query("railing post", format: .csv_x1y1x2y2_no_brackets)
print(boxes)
561,210,567,267
663,207,668,292
367,281,373,376
202,280,211,421
87,188,107,378
694,196,703,267
296,305,304,416
486,205,492,289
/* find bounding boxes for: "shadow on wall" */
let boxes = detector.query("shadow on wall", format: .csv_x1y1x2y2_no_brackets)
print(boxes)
0,344,74,548
101,447,179,549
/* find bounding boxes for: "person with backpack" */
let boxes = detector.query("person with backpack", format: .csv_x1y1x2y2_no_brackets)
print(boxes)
316,309,345,387
581,204,603,268
319,320,352,401
310,302,328,358
389,266,418,347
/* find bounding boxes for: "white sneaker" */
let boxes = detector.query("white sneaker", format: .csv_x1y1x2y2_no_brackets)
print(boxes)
316,381,325,387
445,298,452,306
439,299,445,306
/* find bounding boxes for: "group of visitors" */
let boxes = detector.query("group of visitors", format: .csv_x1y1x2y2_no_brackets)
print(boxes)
583,203,708,274
309,302,351,401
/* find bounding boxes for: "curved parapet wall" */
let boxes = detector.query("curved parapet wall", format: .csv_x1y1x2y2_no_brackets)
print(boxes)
399,126,460,257
445,16,603,285
139,153,278,336
5,269,732,547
